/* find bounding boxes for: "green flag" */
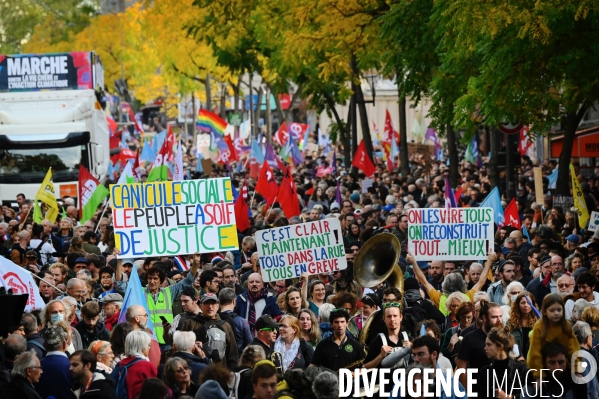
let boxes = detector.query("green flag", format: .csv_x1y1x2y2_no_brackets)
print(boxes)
33,200,43,224
79,165,110,223
147,136,171,182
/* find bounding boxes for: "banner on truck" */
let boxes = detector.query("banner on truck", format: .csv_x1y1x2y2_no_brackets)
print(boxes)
0,52,103,92
407,207,494,261
110,177,238,258
256,219,347,282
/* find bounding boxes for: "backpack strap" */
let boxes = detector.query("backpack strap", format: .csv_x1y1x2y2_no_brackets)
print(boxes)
27,339,46,355
378,333,388,347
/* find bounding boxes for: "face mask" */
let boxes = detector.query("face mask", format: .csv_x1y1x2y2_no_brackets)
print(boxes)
403,197,409,202
51,313,64,324
510,295,518,302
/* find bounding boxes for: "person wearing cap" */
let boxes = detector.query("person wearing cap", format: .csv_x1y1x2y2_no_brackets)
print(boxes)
180,293,238,369
23,250,40,274
74,257,89,273
329,202,340,213
100,293,123,331
310,308,365,372
565,234,580,255
250,315,279,358
526,255,554,307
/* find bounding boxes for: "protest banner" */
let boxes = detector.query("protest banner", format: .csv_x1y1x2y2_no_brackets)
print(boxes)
256,219,347,282
589,211,599,232
0,257,45,311
110,177,238,258
407,207,494,261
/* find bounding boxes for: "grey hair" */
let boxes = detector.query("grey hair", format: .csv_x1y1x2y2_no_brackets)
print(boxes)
441,273,467,295
501,281,525,305
0,222,8,230
20,313,38,335
242,236,255,247
61,296,77,315
4,334,27,360
444,292,468,313
173,331,195,352
66,278,85,289
44,326,67,351
572,299,592,321
573,321,593,345
76,270,93,280
125,330,151,356
12,350,38,378
312,371,338,399
218,287,237,306
42,299,68,325
473,291,490,303
319,303,336,323
469,262,483,272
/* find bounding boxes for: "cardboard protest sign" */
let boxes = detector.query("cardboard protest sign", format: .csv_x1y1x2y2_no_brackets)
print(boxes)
407,207,494,261
256,219,347,282
111,177,238,258
589,211,599,232
533,167,544,205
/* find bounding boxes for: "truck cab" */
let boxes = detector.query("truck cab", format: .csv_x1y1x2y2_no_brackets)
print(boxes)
0,52,109,207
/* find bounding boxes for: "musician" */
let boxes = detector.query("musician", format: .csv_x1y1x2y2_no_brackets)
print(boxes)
310,308,365,372
361,287,402,347
363,302,410,369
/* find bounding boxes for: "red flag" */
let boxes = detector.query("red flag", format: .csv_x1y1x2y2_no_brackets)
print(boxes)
166,124,176,161
383,110,399,144
505,198,521,228
224,135,239,161
352,140,376,177
255,161,278,206
118,148,137,164
279,168,300,218
519,126,532,156
234,181,250,232
132,149,142,181
106,116,118,136
455,187,463,204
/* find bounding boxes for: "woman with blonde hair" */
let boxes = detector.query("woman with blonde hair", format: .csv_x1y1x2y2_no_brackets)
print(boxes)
581,306,599,342
88,340,115,374
273,315,314,371
442,291,468,332
298,308,321,348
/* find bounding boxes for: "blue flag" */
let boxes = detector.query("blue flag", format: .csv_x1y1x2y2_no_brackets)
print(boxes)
547,167,558,189
480,187,505,226
118,268,155,336
522,225,531,242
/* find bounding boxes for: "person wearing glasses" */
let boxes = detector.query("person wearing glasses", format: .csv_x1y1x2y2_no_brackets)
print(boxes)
250,315,278,358
162,357,199,398
310,308,365,372
125,305,161,367
0,350,43,399
441,302,474,368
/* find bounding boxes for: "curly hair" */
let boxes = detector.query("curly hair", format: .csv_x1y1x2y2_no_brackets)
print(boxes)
329,292,358,315
507,292,538,330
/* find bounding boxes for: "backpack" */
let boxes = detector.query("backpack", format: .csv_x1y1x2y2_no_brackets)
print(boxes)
27,339,47,358
218,311,237,331
197,320,228,362
28,240,46,266
402,306,427,337
229,368,251,399
111,357,142,399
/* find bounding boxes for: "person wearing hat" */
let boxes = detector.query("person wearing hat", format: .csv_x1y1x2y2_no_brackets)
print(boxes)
309,308,365,372
73,257,89,273
250,315,279,358
329,202,341,213
179,293,239,369
526,255,554,307
565,234,580,255
349,192,361,209
100,293,123,331
22,250,40,274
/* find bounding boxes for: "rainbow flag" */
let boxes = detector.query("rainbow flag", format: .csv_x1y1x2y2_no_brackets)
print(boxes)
197,109,227,136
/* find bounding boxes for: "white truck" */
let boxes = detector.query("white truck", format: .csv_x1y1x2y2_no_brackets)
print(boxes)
0,52,109,207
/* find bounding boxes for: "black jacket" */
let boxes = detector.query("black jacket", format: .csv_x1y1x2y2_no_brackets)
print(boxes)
73,372,117,399
0,375,42,399
74,321,111,349
477,358,529,399
526,275,551,308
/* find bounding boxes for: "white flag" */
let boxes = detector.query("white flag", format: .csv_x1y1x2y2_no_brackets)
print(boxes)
117,160,136,185
0,257,45,311
174,140,184,181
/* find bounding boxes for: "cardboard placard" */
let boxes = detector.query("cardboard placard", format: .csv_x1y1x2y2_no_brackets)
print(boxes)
196,134,210,150
362,178,374,193
408,143,434,173
588,211,599,232
110,178,238,258
533,167,544,205
407,207,494,261
256,219,347,282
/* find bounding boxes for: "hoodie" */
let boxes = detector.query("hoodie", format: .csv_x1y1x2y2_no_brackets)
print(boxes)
74,320,111,349
195,380,228,399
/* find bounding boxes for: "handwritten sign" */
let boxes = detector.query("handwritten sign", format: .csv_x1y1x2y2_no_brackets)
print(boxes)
407,207,494,261
256,219,347,282
589,211,599,232
110,177,238,258
533,167,544,205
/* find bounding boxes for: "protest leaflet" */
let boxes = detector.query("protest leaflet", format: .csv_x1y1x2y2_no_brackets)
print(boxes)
111,177,238,258
256,219,347,282
407,207,494,261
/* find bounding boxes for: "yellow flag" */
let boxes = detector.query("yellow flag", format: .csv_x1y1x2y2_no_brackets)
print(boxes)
570,163,589,228
35,168,59,222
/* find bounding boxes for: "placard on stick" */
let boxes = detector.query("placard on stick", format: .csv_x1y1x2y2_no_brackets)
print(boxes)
588,211,599,232
256,219,347,282
110,177,238,258
407,207,494,261
533,167,544,205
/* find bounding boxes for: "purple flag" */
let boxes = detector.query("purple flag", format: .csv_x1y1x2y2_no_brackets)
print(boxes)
263,142,280,169
425,128,440,157
332,150,337,175
336,180,342,205
444,175,457,208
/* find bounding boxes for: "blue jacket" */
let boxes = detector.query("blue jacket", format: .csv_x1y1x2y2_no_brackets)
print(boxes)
526,275,551,308
233,291,281,328
221,310,253,352
36,352,73,399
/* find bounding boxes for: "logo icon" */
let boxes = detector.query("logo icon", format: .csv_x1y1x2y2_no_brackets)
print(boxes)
571,350,598,384
344,344,353,353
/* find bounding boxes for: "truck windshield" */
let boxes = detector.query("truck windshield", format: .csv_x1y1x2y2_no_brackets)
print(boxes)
0,145,87,184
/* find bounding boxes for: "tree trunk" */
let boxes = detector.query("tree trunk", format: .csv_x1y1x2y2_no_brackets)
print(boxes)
234,78,240,114
398,94,409,178
323,92,349,164
219,84,227,119
447,123,459,187
265,86,272,142
249,73,255,138
205,74,211,111
556,104,590,195
255,83,264,138
355,83,374,161
488,127,498,189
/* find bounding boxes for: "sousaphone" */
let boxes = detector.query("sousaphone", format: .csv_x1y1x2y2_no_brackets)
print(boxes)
353,233,404,346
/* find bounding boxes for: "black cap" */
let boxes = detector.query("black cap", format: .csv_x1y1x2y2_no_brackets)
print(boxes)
255,315,279,330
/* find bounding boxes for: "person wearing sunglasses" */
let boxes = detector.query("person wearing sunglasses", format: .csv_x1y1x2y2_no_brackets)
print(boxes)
250,315,279,358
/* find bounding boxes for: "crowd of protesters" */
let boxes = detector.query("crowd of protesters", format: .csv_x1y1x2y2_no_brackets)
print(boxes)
1,131,599,399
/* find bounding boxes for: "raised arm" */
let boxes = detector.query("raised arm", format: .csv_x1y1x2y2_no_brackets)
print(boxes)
406,253,435,294
300,272,309,305
471,252,497,292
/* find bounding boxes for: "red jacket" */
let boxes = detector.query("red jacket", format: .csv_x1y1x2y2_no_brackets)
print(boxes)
119,356,157,399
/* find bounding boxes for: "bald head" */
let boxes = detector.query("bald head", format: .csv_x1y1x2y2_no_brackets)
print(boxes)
509,230,523,244
248,273,264,296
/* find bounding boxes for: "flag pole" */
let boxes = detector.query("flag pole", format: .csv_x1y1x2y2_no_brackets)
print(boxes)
95,198,109,234
27,270,66,294
19,203,34,227
249,190,257,210
266,196,278,218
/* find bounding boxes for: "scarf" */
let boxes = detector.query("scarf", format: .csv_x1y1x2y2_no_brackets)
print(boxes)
248,287,269,334
274,337,301,370
104,312,120,331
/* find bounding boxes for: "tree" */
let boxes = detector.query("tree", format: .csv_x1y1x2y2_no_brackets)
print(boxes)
436,0,599,195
